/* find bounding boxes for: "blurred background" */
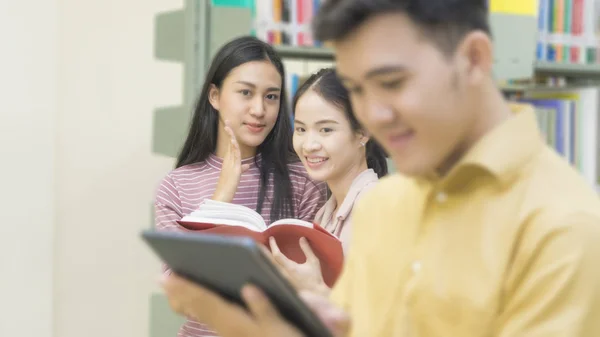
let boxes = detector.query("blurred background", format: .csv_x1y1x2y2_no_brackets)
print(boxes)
1,0,598,336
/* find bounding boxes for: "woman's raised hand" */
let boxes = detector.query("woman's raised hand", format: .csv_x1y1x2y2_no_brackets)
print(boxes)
212,120,250,202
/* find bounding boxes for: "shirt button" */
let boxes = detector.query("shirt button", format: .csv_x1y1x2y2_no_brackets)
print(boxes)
436,191,448,203
412,260,422,273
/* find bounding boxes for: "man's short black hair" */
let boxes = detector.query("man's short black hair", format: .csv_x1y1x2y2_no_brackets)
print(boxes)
312,0,491,55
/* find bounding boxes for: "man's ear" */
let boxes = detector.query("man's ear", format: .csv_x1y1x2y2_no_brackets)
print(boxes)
208,84,220,110
454,30,493,86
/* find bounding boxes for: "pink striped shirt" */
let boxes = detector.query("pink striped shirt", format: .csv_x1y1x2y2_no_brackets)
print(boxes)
154,153,327,337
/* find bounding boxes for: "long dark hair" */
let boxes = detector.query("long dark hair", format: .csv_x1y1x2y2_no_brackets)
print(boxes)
292,68,388,177
176,36,297,220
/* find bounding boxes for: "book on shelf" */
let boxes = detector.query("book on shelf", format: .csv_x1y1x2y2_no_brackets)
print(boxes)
253,0,323,48
284,59,335,94
536,0,600,64
508,88,600,189
177,199,344,287
283,59,335,124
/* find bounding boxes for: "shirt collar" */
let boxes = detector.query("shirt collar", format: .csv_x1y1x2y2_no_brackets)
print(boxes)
420,103,543,188
207,153,260,170
332,168,379,221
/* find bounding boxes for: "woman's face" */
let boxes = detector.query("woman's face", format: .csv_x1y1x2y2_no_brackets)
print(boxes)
209,60,282,154
293,90,367,182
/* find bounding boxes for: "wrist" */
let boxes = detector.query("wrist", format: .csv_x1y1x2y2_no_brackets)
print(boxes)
211,191,229,202
314,281,331,297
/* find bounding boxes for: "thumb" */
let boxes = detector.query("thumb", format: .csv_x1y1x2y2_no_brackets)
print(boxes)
329,312,351,337
300,291,351,336
242,284,280,322
269,237,289,265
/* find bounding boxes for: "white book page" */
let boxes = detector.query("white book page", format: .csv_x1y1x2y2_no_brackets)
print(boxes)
269,219,340,241
180,216,264,232
183,200,267,231
269,218,314,228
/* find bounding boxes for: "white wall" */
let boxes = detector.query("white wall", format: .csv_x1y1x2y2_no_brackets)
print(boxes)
0,2,57,337
54,1,183,336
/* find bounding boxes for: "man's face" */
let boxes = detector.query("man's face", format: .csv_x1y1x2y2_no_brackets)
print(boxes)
333,13,480,176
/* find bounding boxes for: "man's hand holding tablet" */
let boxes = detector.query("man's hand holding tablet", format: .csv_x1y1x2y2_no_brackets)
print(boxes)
160,273,350,337
141,231,350,337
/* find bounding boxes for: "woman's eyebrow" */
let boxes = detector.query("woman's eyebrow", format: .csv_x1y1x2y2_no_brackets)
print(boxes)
235,81,281,92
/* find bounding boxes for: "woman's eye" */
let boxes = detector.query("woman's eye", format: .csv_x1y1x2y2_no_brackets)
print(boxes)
240,89,251,96
266,94,279,100
321,128,333,133
294,127,305,133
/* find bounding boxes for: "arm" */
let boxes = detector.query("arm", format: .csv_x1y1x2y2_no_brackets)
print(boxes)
154,174,187,273
494,211,600,337
154,174,186,232
297,179,327,222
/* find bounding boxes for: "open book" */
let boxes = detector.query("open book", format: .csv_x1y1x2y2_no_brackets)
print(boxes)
177,200,343,287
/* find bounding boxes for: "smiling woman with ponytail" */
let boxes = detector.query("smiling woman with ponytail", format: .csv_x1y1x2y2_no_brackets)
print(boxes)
268,67,388,297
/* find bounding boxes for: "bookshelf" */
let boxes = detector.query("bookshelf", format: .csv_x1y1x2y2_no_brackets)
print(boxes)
501,82,600,92
535,62,600,79
274,46,600,80
274,45,335,60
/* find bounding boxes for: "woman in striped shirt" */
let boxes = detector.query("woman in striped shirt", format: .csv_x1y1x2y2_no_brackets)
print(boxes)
154,36,326,337
268,68,388,297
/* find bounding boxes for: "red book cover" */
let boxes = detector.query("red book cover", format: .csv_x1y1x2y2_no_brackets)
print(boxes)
177,200,344,287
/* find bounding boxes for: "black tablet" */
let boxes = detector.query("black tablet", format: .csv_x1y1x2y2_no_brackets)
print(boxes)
141,230,333,337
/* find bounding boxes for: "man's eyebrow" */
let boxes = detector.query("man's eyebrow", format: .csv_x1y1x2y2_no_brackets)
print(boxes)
337,65,407,85
364,65,408,79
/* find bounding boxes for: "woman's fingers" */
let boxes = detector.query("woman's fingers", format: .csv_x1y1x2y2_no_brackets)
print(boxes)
268,237,282,258
223,120,234,139
299,237,319,264
223,120,242,168
269,237,294,268
211,120,244,203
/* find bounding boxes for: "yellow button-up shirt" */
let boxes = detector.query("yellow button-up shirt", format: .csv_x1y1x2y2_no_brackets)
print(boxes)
331,104,600,336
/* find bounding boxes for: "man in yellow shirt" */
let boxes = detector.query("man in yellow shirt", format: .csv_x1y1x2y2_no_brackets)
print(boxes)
160,0,600,335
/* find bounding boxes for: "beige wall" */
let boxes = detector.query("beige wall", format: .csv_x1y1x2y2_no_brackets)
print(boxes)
0,1,57,336
1,1,184,336
54,0,183,336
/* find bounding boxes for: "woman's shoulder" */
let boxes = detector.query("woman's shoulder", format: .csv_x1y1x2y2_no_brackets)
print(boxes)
287,161,320,182
156,161,215,191
353,170,380,198
287,160,309,178
286,161,327,193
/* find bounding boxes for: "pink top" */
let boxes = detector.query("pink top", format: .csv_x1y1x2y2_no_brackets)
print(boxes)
154,153,327,337
315,169,379,254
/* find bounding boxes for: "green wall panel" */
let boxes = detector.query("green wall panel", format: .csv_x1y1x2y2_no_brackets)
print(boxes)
489,13,537,80
149,293,185,337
